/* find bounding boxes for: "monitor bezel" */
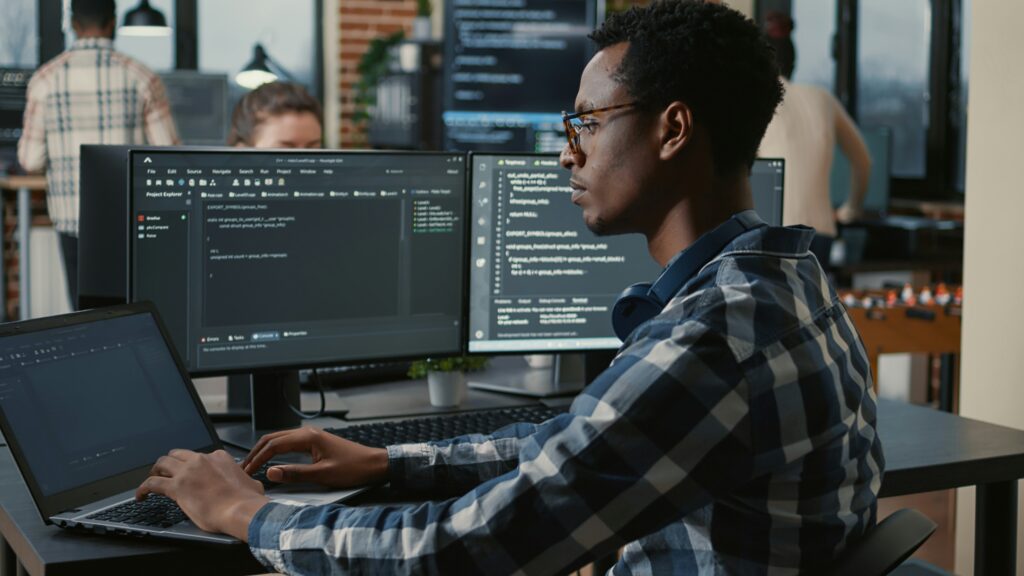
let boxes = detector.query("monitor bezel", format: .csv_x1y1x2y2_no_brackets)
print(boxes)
127,147,471,377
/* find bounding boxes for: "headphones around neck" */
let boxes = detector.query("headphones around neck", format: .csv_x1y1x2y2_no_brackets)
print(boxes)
611,212,766,341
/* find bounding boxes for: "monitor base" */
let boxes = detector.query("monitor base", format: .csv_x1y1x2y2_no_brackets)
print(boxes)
468,352,615,398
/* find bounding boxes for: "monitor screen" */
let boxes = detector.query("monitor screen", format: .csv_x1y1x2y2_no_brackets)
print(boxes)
0,69,30,147
442,0,601,152
467,154,785,353
158,72,229,146
129,149,467,374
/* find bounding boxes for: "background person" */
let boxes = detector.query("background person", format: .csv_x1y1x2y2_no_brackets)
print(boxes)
228,81,323,149
17,0,179,307
758,11,871,268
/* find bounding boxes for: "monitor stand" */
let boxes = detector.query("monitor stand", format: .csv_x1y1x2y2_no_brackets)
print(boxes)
218,371,327,451
468,351,616,398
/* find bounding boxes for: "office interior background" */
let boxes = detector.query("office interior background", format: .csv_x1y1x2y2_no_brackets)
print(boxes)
0,0,1021,573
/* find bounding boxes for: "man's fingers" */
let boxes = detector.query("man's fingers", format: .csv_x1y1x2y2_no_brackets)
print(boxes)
244,430,318,474
243,429,301,468
135,475,172,501
265,461,331,484
150,455,183,478
168,448,199,461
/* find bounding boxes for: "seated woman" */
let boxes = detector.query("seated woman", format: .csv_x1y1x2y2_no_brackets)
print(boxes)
228,81,323,149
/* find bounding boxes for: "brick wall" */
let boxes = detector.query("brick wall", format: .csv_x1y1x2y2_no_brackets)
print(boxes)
2,190,50,319
338,0,419,148
335,0,656,149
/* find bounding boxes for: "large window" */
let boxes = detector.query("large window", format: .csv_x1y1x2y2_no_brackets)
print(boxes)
62,0,176,71
954,0,970,191
791,0,836,92
857,0,932,179
198,0,320,104
0,0,38,68
757,0,970,199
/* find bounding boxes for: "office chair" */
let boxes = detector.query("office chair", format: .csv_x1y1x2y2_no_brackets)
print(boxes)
825,508,938,576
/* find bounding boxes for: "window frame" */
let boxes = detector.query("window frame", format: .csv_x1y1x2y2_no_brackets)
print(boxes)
35,0,324,101
756,0,967,201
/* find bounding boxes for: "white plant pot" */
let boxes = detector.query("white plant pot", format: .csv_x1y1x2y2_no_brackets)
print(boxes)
427,370,466,407
412,16,432,40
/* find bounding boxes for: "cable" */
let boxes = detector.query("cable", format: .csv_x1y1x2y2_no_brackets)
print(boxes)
282,369,326,420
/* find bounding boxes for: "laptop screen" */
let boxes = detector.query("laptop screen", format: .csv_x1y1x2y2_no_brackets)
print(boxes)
0,312,216,497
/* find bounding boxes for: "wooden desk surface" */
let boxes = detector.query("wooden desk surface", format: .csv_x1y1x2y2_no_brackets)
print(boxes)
0,176,46,191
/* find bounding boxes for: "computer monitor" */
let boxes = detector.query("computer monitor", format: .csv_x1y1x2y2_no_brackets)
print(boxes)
830,125,891,215
79,145,133,309
0,68,31,172
468,154,785,357
158,72,229,146
442,0,602,152
128,149,468,439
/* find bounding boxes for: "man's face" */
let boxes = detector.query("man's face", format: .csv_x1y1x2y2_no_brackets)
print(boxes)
559,42,659,237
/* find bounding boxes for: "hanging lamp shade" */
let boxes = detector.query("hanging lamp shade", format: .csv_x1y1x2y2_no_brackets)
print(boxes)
236,44,279,89
120,0,171,37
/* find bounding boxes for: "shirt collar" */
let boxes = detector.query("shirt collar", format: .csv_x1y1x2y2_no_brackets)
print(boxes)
71,38,114,51
651,210,766,303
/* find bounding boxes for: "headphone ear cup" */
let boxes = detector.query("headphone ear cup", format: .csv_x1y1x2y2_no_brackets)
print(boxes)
612,283,664,341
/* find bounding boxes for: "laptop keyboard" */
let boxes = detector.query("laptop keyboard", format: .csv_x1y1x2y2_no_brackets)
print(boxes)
87,494,186,528
84,462,276,529
325,404,568,448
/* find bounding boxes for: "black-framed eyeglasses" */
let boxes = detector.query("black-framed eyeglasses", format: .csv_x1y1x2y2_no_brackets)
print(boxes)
561,102,639,155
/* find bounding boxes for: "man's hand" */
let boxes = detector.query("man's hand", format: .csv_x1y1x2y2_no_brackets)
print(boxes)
836,202,862,224
242,427,389,488
135,449,269,542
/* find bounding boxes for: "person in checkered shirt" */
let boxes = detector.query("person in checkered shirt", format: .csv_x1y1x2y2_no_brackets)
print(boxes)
17,0,178,307
136,2,884,574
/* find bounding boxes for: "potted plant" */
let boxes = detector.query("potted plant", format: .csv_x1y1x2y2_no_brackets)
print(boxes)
413,0,432,40
408,356,489,407
353,30,406,126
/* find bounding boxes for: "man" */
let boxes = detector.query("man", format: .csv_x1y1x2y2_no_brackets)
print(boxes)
18,0,178,307
137,2,884,573
758,11,872,269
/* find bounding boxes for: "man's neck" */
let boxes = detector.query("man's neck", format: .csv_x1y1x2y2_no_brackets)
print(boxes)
645,172,753,266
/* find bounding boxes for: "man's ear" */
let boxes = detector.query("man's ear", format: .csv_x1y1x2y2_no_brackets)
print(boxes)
659,101,694,161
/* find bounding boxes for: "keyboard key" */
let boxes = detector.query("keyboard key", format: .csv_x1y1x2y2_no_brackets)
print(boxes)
86,494,186,528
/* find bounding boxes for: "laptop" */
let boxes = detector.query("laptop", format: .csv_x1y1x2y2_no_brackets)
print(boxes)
0,303,359,544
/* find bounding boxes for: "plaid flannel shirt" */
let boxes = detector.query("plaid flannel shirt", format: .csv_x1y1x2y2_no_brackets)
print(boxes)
249,214,884,575
17,38,178,235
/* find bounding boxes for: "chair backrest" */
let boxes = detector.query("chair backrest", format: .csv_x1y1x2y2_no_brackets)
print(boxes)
825,508,938,576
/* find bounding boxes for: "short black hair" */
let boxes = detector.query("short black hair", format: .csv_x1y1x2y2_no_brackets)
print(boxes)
590,0,784,176
71,0,116,28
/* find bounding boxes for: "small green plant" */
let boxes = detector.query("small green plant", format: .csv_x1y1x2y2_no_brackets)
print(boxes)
408,356,489,379
417,0,432,17
353,30,405,125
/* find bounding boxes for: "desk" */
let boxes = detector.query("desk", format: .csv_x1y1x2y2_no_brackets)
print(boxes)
878,398,1023,574
2,398,1022,574
0,176,47,321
